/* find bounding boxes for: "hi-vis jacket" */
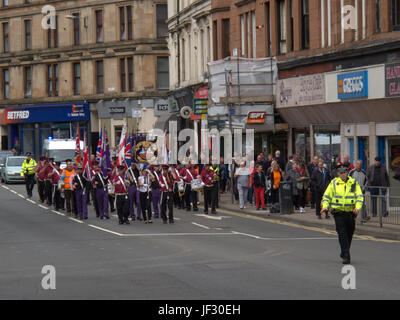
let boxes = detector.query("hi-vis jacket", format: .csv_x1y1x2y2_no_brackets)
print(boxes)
322,177,364,212
21,158,37,177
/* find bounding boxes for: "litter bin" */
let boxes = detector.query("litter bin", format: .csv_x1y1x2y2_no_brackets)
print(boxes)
279,181,293,214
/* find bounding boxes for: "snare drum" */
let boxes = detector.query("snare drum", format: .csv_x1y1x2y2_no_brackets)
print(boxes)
177,181,185,193
191,179,204,192
107,183,115,196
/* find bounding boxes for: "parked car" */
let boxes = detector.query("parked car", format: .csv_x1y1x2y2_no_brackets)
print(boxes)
0,151,14,181
1,156,26,184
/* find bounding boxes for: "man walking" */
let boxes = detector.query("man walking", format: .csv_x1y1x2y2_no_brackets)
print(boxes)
366,156,390,217
73,165,88,220
321,165,364,264
311,159,331,219
307,156,319,209
21,152,36,198
349,160,368,222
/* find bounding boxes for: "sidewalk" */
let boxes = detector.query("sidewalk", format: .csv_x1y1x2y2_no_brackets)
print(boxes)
214,192,400,241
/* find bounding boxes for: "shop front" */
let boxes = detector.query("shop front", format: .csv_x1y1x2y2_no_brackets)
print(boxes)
0,102,90,158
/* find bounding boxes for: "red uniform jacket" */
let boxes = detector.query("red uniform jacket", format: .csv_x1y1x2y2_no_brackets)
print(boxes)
159,172,174,192
201,168,215,187
180,167,197,183
113,174,128,194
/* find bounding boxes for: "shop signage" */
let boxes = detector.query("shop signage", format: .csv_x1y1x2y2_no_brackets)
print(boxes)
109,107,125,114
132,109,142,118
193,99,208,115
385,63,400,98
276,74,325,108
0,103,89,125
247,111,266,124
337,70,368,100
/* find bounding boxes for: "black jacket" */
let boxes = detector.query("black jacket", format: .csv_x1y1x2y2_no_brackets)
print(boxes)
253,171,266,188
93,172,109,189
73,174,88,191
311,168,331,193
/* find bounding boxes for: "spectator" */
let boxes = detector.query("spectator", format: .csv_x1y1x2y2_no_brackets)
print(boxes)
253,164,266,210
311,159,331,219
268,160,283,212
297,163,310,213
285,162,301,211
349,160,368,222
235,161,251,209
366,156,390,217
307,156,319,209
342,155,355,170
274,150,285,174
248,161,256,206
285,154,299,172
219,157,229,193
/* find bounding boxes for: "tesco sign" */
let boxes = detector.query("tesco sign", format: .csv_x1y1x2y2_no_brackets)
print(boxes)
337,70,368,100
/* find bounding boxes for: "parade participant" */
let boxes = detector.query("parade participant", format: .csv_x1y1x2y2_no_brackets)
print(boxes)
171,163,184,209
112,165,130,225
180,163,199,212
108,167,116,213
321,165,364,264
73,165,88,220
138,168,152,224
127,162,141,221
93,163,109,220
159,165,174,224
21,152,37,198
201,163,216,214
150,165,162,218
44,158,55,206
61,159,77,217
48,161,62,211
35,157,50,204
210,162,220,209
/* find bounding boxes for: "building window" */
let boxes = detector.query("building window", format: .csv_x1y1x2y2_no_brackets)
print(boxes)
96,10,103,43
265,2,271,56
181,38,185,81
213,20,218,59
3,0,8,7
47,64,58,97
25,20,31,50
118,6,133,40
128,57,133,92
95,60,104,94
3,22,9,53
240,12,256,58
302,0,310,49
47,16,58,48
3,69,9,99
73,13,80,45
393,0,400,30
120,57,134,92
156,4,168,38
277,0,287,55
221,19,230,58
289,0,294,52
157,57,169,89
24,66,32,98
73,63,81,95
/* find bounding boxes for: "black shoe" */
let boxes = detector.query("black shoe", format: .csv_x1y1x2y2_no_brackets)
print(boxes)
193,207,199,212
211,211,217,215
204,210,209,214
137,217,143,221
342,258,351,265
119,220,124,225
105,216,110,220
311,204,315,209
124,219,130,225
163,220,168,224
257,207,260,211
169,220,175,224
100,216,104,220
79,216,83,220
84,217,88,220
325,214,330,219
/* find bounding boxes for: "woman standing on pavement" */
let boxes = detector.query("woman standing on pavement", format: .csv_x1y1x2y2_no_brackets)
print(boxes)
234,162,251,209
253,164,267,210
297,163,310,213
268,161,283,212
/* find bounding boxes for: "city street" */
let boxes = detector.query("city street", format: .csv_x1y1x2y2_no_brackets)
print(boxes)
1,183,400,300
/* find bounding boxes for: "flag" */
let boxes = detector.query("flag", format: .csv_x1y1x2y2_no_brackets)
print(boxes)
161,131,168,165
82,132,92,180
74,126,82,165
117,122,128,167
95,128,103,162
101,127,111,178
125,134,132,168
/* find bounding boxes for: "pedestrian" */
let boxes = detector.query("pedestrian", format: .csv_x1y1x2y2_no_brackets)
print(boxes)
201,163,216,214
311,159,332,219
138,168,153,224
285,162,301,211
296,163,310,213
274,150,285,174
307,156,319,209
321,165,364,264
48,161,62,211
235,161,251,209
126,162,141,221
285,154,299,173
366,156,390,217
268,160,283,213
253,164,267,211
20,152,36,198
61,159,77,217
113,165,130,225
93,163,110,220
160,165,175,223
349,160,368,222
342,155,355,171
247,161,256,206
35,157,50,204
73,165,88,220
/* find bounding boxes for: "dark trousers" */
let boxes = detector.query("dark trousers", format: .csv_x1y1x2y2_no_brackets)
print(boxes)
220,179,227,192
140,191,152,221
75,189,88,219
109,194,115,212
310,185,316,206
53,185,61,210
25,174,35,197
204,186,216,212
116,194,129,223
38,180,46,203
91,185,100,217
173,184,184,209
271,188,279,204
184,184,197,210
45,180,52,205
64,189,77,215
213,182,219,207
333,212,356,260
161,191,174,222
96,188,109,218
315,190,324,217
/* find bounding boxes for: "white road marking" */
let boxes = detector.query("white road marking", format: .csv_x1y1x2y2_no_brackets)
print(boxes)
38,204,49,210
27,199,36,204
2,185,9,189
122,232,234,237
231,231,261,239
195,214,231,221
18,194,25,199
191,222,210,230
51,210,65,217
69,218,84,224
10,190,18,194
88,225,124,236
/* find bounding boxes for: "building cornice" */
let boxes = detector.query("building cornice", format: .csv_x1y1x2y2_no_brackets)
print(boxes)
234,0,256,8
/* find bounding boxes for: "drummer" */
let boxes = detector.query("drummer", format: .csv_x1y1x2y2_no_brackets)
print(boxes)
171,163,184,210
201,163,216,214
180,162,199,212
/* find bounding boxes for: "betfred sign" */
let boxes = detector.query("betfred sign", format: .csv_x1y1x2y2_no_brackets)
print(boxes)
7,110,30,120
247,111,266,124
385,63,400,97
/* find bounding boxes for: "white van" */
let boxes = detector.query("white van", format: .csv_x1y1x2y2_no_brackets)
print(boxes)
43,139,84,169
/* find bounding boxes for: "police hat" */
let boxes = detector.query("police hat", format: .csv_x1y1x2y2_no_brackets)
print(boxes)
26,152,32,156
337,165,349,173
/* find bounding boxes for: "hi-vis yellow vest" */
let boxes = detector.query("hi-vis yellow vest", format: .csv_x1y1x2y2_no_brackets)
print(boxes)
21,158,37,177
322,177,364,212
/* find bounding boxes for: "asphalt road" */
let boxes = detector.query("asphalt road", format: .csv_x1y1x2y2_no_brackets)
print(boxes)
1,183,400,300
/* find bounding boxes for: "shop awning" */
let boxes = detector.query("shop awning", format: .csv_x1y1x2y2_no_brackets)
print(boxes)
277,98,400,126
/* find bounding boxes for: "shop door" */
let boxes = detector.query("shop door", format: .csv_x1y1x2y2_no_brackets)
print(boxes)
314,133,341,171
388,138,400,201
21,126,35,156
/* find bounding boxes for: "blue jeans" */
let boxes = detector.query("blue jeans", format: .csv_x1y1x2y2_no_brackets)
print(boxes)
248,186,254,204
369,187,387,217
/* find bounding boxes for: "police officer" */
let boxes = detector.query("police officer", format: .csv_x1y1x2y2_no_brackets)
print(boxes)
21,152,37,198
321,165,364,264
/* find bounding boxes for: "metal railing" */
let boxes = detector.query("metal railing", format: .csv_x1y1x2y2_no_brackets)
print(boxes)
362,187,400,227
